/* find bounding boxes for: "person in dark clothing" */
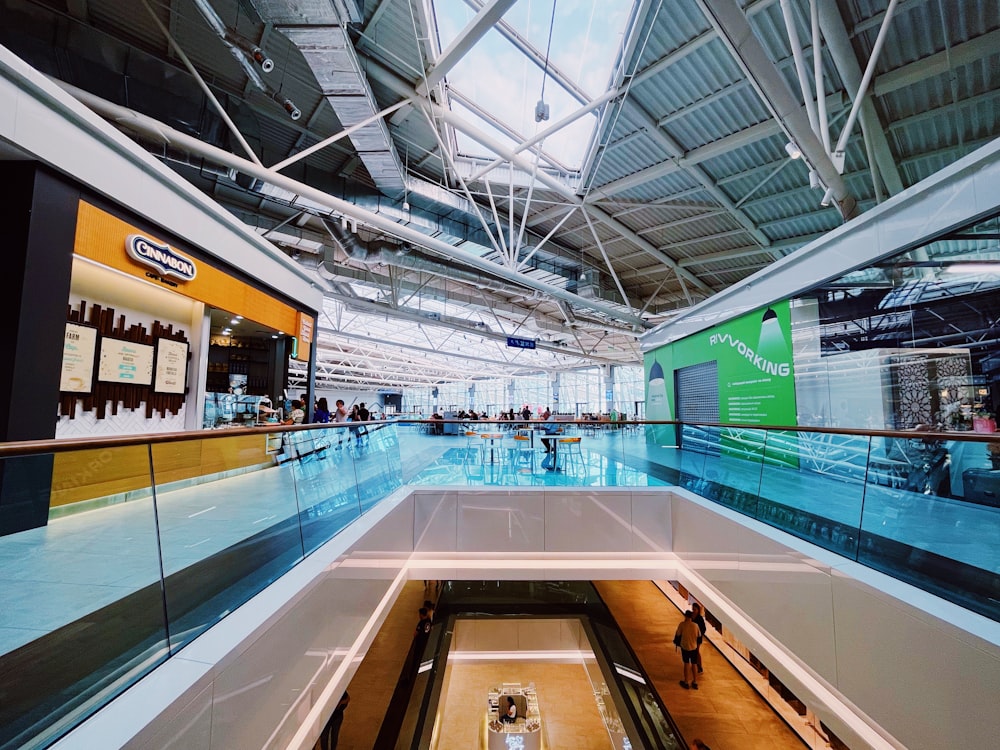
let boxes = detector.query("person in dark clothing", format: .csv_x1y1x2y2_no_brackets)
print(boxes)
313,397,331,424
317,691,349,750
358,402,370,422
691,602,707,674
407,607,433,680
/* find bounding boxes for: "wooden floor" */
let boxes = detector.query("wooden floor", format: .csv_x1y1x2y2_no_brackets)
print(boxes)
329,580,805,750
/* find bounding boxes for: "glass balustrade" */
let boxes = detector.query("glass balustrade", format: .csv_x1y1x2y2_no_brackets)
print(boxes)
1,419,998,749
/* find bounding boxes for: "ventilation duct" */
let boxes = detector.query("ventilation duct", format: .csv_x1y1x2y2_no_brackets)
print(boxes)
249,0,405,196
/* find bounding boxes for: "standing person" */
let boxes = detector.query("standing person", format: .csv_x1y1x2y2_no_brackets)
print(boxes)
314,397,331,423
500,695,517,723
423,599,435,623
521,405,531,421
317,691,350,750
358,402,370,422
408,607,433,681
333,399,348,422
691,602,707,674
542,406,551,419
674,610,701,690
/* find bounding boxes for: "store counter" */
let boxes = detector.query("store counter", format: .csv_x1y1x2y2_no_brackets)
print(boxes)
486,684,541,749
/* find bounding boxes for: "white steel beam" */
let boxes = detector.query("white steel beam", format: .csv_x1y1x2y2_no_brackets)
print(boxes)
694,0,858,220
363,57,717,298
57,79,648,329
417,0,518,96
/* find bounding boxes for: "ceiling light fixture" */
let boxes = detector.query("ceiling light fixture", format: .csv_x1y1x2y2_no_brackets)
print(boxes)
784,141,802,159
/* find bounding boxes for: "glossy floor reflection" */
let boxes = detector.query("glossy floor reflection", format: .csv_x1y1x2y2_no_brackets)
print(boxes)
336,580,806,750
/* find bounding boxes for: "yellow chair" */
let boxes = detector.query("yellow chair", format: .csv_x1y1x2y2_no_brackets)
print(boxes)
556,436,583,473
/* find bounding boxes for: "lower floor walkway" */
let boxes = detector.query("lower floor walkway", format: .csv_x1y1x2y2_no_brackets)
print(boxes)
328,579,804,750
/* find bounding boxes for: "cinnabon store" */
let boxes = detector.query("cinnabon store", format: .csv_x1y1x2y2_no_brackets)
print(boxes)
60,199,315,438
3,164,317,446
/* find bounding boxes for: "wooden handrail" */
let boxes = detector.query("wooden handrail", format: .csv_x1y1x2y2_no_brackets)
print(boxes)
0,418,996,458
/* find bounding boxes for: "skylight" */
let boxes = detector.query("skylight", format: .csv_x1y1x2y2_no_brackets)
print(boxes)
432,0,635,172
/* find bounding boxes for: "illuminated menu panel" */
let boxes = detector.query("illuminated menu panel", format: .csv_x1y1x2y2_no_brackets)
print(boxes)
98,339,154,385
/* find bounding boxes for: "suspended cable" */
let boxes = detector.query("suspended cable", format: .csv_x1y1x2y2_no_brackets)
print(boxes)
535,0,558,122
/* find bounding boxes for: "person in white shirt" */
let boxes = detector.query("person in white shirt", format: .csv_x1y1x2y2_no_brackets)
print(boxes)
333,399,348,422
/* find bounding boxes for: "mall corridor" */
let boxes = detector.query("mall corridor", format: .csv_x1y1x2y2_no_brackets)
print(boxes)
330,580,804,750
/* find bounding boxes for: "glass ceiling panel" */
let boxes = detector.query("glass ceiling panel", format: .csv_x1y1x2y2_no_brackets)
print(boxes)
433,0,635,170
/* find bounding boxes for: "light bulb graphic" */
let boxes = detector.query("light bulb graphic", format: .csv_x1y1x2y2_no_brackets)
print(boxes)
757,306,790,371
646,359,673,444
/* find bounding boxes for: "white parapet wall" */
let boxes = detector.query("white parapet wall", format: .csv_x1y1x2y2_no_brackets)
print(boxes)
51,486,1000,750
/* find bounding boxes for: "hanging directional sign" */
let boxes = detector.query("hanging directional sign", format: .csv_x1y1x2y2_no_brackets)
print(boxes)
506,336,536,349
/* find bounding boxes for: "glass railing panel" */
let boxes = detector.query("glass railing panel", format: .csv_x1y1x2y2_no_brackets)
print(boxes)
150,432,304,651
346,423,404,513
0,446,168,750
757,431,870,557
288,425,363,556
400,421,667,488
859,434,1000,621
683,425,767,515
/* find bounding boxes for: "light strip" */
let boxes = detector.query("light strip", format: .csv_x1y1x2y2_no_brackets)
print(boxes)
447,650,595,661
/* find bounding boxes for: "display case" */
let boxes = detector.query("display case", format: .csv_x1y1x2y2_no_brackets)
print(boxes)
486,684,541,750
203,392,269,429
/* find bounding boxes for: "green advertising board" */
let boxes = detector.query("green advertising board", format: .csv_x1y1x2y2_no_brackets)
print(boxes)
644,301,797,449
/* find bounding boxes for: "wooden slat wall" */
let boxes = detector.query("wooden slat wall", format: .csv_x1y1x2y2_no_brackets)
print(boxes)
50,434,270,507
61,300,189,420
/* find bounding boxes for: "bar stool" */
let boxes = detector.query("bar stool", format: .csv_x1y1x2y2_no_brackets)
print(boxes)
480,433,505,465
464,430,481,463
556,436,583,473
507,434,538,471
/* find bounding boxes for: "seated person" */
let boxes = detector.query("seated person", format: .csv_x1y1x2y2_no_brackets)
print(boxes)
538,415,563,469
500,695,518,723
282,400,305,425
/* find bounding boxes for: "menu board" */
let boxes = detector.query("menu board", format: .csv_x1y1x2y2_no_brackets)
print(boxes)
98,339,154,385
60,323,98,393
154,338,188,394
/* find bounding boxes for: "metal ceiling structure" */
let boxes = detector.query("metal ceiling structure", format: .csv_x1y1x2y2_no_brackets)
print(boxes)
1,0,998,390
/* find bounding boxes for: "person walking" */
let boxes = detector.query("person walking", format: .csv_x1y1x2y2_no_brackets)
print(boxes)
317,691,350,750
674,610,701,690
407,607,433,681
691,602,707,675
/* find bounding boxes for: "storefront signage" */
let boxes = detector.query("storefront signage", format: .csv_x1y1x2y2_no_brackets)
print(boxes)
98,339,154,385
60,322,97,393
298,313,314,345
126,234,197,282
506,336,536,349
154,339,188,394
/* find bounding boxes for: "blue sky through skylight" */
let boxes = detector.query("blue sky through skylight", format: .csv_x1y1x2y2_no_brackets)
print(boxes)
432,0,635,171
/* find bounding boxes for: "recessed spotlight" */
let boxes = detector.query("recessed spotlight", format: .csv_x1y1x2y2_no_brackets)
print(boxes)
271,334,279,339
278,331,285,335
235,315,244,320
230,318,240,325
